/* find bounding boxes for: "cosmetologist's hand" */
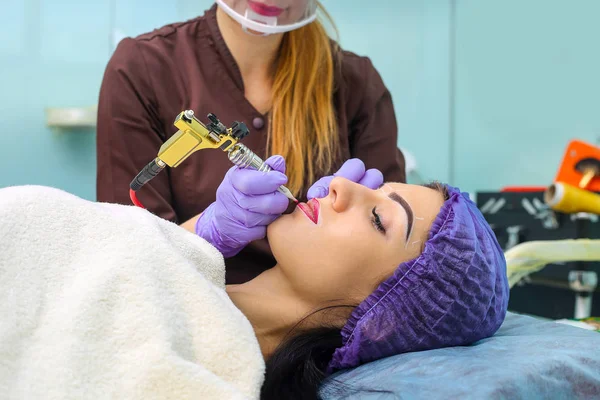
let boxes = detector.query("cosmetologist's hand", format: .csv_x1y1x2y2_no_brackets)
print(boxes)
307,158,384,199
195,155,290,257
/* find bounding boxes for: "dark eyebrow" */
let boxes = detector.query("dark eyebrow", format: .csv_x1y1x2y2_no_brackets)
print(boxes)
389,192,413,241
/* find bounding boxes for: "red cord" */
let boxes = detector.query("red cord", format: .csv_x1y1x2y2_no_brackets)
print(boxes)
129,188,146,209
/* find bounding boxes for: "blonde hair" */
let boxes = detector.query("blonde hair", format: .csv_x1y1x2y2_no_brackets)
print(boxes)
267,3,340,195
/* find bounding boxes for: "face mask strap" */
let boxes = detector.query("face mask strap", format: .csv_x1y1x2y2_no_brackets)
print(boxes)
215,0,317,35
242,26,269,36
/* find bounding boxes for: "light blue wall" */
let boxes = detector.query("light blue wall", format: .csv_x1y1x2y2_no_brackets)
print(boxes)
1,1,598,199
452,0,600,192
0,1,110,199
326,1,452,184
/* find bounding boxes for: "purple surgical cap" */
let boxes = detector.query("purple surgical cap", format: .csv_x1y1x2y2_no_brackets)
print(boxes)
327,185,509,373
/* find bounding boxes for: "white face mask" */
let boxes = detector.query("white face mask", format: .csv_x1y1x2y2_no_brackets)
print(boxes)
215,0,318,35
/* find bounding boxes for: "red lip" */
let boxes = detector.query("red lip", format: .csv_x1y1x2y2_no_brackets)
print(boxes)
297,199,320,224
248,0,284,17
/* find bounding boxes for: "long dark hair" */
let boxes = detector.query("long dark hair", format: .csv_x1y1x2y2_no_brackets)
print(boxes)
261,303,350,400
261,326,343,400
260,306,394,400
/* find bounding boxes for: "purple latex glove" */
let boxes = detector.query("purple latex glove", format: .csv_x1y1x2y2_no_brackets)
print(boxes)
307,158,384,199
195,155,290,258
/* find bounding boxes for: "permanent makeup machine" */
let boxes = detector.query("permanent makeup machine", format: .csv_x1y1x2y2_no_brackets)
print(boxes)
128,110,297,208
477,140,600,320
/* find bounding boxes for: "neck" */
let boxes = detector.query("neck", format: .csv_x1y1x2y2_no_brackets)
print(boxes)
216,5,284,81
226,266,313,358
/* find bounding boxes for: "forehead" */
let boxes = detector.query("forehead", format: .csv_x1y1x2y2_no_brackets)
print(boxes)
381,182,443,202
379,182,445,223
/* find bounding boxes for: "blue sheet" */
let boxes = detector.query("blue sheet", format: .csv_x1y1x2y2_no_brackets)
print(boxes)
321,312,600,399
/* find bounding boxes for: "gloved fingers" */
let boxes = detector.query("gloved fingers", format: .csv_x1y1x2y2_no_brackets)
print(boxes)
224,206,280,228
220,224,266,246
229,167,288,195
358,168,384,190
264,155,286,174
194,203,217,236
333,158,366,182
307,176,334,199
235,191,290,215
306,159,367,199
201,160,288,256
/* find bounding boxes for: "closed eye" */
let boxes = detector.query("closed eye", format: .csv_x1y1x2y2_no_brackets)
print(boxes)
371,207,386,234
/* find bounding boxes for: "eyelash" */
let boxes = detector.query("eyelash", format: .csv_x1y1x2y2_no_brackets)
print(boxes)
371,207,386,234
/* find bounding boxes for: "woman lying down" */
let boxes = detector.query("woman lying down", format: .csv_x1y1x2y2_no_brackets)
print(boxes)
0,158,509,400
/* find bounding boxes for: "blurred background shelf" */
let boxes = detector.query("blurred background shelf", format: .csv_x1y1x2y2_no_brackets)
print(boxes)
45,106,97,129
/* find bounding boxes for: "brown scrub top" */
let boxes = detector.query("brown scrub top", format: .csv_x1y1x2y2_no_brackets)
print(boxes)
96,5,406,284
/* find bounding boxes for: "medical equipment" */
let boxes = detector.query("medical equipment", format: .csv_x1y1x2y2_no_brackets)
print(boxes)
544,139,600,216
477,139,600,320
554,139,600,191
129,110,297,208
505,238,599,319
478,189,600,319
215,0,318,35
544,182,600,215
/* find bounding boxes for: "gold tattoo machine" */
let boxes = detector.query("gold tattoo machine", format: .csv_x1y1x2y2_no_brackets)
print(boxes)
129,110,297,208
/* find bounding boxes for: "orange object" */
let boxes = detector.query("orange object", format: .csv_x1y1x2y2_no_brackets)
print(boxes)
554,140,600,191
501,186,547,192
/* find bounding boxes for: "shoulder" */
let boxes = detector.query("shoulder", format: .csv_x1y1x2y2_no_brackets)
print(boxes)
134,16,203,41
336,49,388,98
107,14,207,74
333,47,390,119
132,15,206,52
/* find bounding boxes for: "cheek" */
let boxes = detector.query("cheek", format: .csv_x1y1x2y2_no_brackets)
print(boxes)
286,0,310,20
231,0,246,11
314,232,400,296
268,216,387,299
267,213,313,267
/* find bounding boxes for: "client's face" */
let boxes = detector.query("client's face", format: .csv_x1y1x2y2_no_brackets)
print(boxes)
267,178,445,304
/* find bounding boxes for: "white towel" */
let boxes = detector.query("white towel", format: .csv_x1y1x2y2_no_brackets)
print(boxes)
0,185,265,400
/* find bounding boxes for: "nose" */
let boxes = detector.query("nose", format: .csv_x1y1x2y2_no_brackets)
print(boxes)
329,177,364,213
